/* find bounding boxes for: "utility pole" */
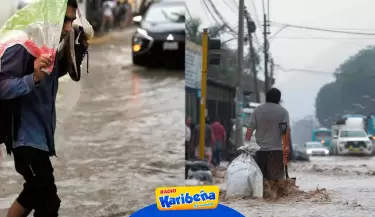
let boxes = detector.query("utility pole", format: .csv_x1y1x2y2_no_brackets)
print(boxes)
244,7,259,103
234,0,245,148
263,13,270,91
197,30,221,160
270,57,274,87
198,28,208,160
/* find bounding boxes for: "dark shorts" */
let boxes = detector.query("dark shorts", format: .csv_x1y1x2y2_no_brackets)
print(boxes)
13,146,60,217
255,150,285,180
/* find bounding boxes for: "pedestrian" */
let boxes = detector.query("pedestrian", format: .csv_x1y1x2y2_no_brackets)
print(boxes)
116,0,129,29
0,1,89,216
245,88,291,183
124,0,133,26
185,121,191,160
191,119,215,165
211,118,226,168
186,116,195,132
101,0,116,32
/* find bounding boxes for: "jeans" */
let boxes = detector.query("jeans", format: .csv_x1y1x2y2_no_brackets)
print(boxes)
212,141,223,167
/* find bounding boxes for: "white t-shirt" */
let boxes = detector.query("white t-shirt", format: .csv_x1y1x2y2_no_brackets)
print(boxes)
103,1,116,17
185,125,191,142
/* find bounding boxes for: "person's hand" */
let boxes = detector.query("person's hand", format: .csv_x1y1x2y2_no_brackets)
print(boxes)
33,54,52,82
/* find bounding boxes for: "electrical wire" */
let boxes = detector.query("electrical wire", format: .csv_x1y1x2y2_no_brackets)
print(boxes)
274,65,375,78
271,36,375,40
275,65,335,76
249,0,262,46
201,0,220,26
223,0,238,13
269,21,375,36
185,3,192,19
205,0,237,34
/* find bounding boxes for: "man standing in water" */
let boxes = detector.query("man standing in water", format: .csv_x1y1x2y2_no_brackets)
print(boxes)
245,88,291,182
0,1,88,216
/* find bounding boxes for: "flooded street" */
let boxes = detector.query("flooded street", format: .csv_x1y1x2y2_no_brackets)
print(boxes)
222,156,375,216
0,30,184,217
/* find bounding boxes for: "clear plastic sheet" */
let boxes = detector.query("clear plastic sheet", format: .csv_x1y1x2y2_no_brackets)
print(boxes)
0,0,67,73
0,0,93,74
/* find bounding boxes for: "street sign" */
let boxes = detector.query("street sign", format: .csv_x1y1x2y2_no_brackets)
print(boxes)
185,40,202,89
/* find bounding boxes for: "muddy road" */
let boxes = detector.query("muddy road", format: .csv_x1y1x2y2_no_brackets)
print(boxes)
0,30,184,217
222,155,375,216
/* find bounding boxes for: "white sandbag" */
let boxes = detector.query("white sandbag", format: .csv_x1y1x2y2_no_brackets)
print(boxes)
225,143,263,198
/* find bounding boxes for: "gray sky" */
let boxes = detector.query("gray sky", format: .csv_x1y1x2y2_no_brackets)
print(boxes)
186,0,375,121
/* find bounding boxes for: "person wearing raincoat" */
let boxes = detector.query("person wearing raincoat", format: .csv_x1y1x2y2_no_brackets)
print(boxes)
0,0,90,216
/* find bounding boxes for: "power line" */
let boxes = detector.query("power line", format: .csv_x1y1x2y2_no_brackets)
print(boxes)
223,0,237,13
232,0,238,7
249,0,262,47
269,21,375,36
185,3,192,19
274,65,375,78
205,0,237,34
201,0,222,27
276,66,335,76
272,36,375,40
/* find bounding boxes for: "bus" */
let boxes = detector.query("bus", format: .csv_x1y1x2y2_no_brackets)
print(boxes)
312,128,332,151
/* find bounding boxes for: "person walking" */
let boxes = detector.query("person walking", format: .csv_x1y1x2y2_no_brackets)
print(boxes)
191,119,215,164
245,88,291,182
101,0,116,32
0,1,89,216
211,118,226,167
185,120,191,160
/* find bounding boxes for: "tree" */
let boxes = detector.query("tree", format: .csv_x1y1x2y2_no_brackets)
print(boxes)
315,46,375,126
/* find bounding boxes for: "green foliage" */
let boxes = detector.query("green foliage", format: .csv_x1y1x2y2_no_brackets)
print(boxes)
315,46,375,126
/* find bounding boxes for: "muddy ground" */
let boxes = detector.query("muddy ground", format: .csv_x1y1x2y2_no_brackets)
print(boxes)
218,156,375,216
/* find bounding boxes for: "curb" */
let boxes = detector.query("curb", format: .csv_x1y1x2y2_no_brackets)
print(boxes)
88,27,136,45
88,33,115,45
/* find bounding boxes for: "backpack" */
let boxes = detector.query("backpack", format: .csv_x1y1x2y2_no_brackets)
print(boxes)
0,98,20,155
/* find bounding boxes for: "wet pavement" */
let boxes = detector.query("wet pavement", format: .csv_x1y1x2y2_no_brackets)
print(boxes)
0,30,184,217
221,156,375,216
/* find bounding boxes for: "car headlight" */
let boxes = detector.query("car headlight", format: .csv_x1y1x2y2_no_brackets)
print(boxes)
306,150,312,154
324,149,329,154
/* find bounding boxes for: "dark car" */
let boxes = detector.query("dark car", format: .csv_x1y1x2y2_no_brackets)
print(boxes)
131,1,185,68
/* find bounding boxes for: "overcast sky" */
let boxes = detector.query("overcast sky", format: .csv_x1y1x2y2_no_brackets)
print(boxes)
186,0,375,122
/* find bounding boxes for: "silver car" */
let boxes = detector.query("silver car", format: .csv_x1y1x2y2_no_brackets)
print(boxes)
305,141,330,156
